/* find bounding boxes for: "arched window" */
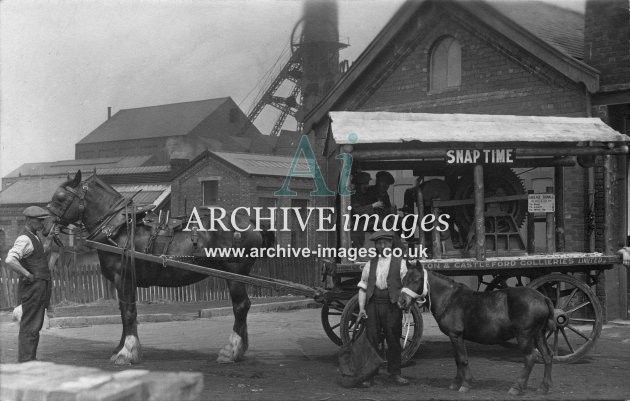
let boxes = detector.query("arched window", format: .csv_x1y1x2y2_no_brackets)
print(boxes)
430,36,461,92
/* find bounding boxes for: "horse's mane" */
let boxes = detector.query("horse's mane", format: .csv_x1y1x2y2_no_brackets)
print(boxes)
427,269,468,290
62,173,122,199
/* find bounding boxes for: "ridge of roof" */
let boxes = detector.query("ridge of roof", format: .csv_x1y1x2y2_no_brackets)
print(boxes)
76,97,231,144
304,0,599,130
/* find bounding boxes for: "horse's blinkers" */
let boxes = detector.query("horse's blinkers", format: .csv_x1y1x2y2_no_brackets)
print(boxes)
48,184,88,226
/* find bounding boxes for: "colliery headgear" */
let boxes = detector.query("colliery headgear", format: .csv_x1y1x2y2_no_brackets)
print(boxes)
376,171,395,185
23,206,50,219
353,172,371,185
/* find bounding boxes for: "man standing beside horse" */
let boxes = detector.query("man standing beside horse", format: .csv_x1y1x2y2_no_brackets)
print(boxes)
5,206,56,362
357,230,410,387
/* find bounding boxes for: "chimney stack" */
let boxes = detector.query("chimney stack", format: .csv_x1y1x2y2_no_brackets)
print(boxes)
107,107,112,119
584,0,630,88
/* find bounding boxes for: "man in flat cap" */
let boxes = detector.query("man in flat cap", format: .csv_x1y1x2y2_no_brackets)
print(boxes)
5,206,55,362
356,230,410,387
365,171,397,228
350,172,384,248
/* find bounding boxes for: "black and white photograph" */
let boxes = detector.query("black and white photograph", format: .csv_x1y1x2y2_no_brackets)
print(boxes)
1,0,629,399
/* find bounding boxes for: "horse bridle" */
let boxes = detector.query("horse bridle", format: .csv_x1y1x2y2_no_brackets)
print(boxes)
48,183,88,226
401,267,429,305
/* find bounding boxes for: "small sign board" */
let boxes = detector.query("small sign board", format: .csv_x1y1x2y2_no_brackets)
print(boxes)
528,193,555,213
446,149,515,164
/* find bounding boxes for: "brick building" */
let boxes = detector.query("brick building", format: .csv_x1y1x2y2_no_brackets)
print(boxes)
304,0,629,318
171,150,317,249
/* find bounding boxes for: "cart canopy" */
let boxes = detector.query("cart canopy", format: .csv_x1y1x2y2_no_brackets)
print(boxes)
330,112,629,145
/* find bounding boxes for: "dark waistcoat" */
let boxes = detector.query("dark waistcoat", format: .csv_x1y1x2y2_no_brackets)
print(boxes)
20,229,50,280
365,256,402,303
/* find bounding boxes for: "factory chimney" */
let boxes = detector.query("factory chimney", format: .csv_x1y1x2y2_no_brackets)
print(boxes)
300,0,346,115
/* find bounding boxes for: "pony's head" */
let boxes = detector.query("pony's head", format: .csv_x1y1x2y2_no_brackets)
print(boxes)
398,266,428,310
47,170,85,226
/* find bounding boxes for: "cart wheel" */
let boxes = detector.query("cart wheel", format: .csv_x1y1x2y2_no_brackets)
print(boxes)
321,299,346,346
339,294,423,364
528,273,603,363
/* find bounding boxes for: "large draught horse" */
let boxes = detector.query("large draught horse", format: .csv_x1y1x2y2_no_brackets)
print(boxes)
398,267,554,395
47,171,274,365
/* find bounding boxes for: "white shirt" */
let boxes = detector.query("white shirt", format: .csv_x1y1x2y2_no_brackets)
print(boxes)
6,232,39,263
357,256,407,291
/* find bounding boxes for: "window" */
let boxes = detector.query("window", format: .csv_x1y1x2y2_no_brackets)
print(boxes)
202,180,218,205
430,36,461,92
290,199,309,248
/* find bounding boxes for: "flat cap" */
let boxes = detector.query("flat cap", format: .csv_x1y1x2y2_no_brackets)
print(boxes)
23,206,50,219
369,230,394,241
376,171,395,185
353,171,371,185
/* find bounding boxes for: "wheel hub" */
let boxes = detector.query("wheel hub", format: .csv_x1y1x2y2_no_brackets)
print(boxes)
554,309,569,328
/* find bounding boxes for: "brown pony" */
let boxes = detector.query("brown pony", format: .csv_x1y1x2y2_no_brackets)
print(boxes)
398,267,554,395
47,171,274,365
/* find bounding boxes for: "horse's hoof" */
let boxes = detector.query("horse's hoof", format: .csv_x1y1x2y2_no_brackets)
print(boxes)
449,383,459,390
508,387,523,396
458,386,470,393
110,335,141,365
537,386,550,395
216,332,245,364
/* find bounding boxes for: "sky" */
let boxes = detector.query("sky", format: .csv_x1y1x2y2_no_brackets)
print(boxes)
0,0,584,179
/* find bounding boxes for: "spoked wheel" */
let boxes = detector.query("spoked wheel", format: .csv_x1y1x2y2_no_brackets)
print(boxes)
321,299,346,346
339,294,423,364
528,273,603,363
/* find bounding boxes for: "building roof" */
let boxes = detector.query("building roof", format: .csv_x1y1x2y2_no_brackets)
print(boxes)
304,0,599,129
77,98,230,144
0,177,170,207
0,177,64,205
5,156,153,178
488,1,584,59
330,112,630,144
211,152,309,177
113,184,171,208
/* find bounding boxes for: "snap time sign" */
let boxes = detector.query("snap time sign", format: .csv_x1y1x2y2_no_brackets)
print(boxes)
446,149,515,164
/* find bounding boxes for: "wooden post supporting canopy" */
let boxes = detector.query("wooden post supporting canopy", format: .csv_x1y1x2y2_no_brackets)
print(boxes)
554,166,565,251
474,164,485,261
545,186,555,254
416,184,425,258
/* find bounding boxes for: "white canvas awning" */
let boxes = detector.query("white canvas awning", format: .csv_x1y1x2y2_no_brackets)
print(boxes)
330,112,629,145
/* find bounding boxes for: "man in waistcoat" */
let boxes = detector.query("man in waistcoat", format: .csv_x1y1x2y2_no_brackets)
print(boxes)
357,230,409,386
5,206,54,362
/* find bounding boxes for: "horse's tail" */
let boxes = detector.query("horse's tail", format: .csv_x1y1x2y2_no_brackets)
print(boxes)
260,226,276,249
544,296,556,333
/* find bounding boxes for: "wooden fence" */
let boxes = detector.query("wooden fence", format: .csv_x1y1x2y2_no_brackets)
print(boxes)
0,253,321,309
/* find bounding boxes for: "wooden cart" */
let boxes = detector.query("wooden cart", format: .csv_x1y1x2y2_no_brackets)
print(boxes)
316,112,629,363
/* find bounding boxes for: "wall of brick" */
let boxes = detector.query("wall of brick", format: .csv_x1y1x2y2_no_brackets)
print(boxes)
584,0,630,87
171,154,320,249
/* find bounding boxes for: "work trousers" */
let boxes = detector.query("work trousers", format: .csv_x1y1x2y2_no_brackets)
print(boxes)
365,288,403,375
18,278,51,362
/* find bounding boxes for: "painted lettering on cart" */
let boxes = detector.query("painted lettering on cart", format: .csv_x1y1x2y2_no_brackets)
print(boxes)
418,257,607,269
446,149,515,164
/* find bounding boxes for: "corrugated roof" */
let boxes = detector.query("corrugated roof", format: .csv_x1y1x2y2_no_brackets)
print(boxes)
77,98,230,144
330,112,629,144
98,166,171,175
5,156,153,178
0,178,170,207
488,1,584,59
113,184,171,208
212,152,310,177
